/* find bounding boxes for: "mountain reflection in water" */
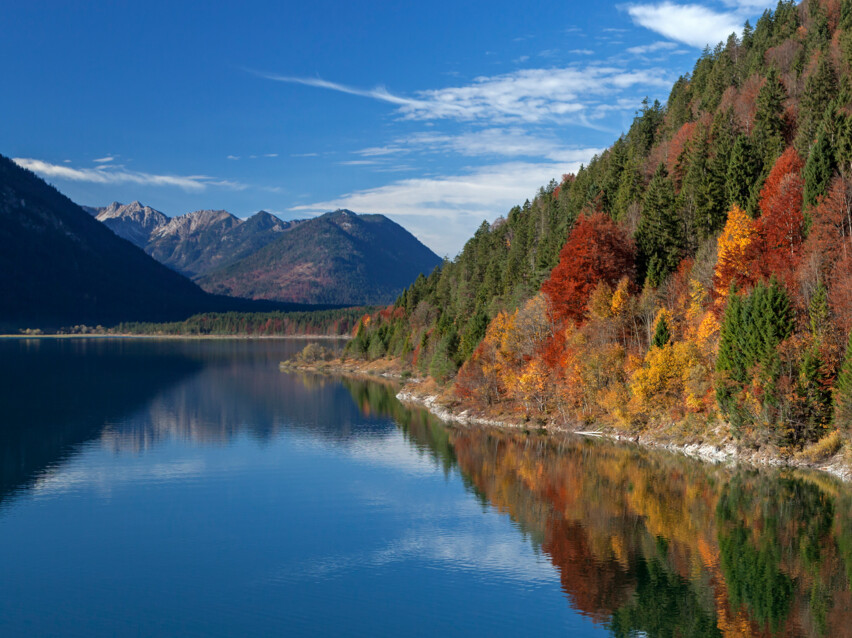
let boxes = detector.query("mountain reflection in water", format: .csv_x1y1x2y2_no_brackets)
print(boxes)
0,338,851,637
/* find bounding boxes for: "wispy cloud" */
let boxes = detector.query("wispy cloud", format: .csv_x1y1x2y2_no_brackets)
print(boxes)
625,2,743,48
355,129,604,163
93,156,115,163
247,70,416,107
290,159,593,255
252,65,671,125
626,40,678,55
338,160,378,166
14,158,246,192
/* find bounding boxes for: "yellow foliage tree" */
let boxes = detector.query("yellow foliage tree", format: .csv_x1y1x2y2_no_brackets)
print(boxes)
713,204,758,303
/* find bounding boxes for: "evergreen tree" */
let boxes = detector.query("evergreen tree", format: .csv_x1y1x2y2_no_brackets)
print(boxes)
652,314,672,348
727,134,760,213
835,333,852,429
796,56,838,153
803,124,836,208
636,164,683,285
798,345,832,442
752,67,786,170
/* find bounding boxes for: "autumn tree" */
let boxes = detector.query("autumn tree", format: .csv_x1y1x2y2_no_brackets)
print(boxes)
542,213,636,325
713,204,760,305
757,147,805,286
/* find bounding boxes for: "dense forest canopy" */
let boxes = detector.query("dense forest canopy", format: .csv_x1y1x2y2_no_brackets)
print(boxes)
350,0,852,451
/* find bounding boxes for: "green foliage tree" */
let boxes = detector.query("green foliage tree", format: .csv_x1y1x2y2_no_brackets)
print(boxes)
637,164,683,286
727,134,760,214
835,333,852,430
804,124,837,208
752,67,786,170
652,314,671,348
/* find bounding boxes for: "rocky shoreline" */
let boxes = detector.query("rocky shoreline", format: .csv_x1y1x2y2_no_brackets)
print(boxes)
281,350,852,483
394,384,852,483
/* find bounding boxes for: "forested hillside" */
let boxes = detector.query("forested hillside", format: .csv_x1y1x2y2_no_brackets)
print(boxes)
350,0,852,453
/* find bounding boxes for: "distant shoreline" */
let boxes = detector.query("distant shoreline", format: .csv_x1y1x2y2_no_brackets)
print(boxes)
0,334,351,340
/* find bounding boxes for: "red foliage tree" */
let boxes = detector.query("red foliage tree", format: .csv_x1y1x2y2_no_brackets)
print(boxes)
756,147,806,288
541,213,636,326
666,122,697,182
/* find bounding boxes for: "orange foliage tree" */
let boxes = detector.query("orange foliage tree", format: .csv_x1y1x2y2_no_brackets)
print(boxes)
541,213,636,325
712,204,760,307
757,147,805,288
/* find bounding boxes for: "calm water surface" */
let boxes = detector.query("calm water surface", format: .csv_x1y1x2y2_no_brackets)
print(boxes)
1,338,851,637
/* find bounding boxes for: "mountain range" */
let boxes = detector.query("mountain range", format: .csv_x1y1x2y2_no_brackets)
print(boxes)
0,152,441,330
86,201,441,305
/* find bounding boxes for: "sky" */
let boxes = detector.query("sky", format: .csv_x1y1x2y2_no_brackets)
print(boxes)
1,0,781,256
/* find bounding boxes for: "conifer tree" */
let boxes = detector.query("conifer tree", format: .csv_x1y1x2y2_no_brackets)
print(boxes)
804,124,836,208
752,67,786,170
636,164,683,285
835,333,852,429
652,314,671,348
797,56,838,153
727,134,760,213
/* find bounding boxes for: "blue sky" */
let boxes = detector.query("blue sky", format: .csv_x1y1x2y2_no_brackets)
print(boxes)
1,0,778,255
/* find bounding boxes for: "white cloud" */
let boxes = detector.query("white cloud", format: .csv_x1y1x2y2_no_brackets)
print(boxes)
569,49,595,55
719,0,773,9
625,2,743,48
254,65,672,125
290,159,593,256
13,158,246,192
626,40,678,55
356,129,604,163
93,156,114,163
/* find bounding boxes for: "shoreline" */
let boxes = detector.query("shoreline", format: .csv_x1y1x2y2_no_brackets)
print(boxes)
394,384,852,483
280,353,852,483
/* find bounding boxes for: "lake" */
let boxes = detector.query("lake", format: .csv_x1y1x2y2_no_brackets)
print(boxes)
1,338,851,637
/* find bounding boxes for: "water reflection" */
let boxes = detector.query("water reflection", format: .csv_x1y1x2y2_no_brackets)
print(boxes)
403,423,852,637
3,338,852,637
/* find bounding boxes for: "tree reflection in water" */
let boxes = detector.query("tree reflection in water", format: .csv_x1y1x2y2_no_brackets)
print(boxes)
345,378,852,638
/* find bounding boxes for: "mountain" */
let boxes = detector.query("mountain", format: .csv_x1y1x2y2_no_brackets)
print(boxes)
93,201,168,247
89,205,295,277
146,209,243,276
0,155,214,329
197,210,442,305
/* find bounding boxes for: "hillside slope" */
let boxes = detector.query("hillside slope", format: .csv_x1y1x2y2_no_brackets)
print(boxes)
0,155,215,328
350,0,852,456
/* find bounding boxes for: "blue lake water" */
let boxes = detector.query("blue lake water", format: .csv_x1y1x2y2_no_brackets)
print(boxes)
2,338,851,637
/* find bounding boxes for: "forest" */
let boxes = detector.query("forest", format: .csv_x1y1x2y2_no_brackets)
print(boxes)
114,307,371,337
347,0,852,457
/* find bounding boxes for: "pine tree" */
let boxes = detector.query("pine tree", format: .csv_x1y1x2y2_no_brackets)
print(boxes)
727,134,760,213
835,333,852,429
753,67,786,170
652,314,671,348
636,164,683,285
798,345,832,443
804,124,836,208
796,56,838,153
